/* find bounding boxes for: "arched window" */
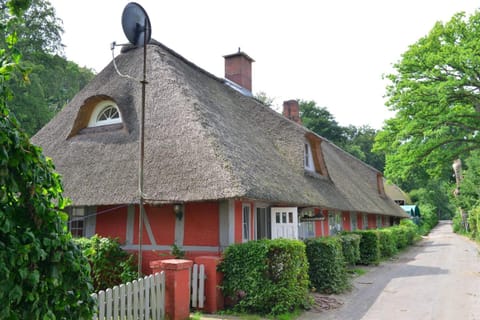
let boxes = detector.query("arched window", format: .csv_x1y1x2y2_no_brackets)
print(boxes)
88,101,122,127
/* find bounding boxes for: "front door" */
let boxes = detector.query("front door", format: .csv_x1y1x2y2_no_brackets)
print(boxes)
271,207,298,239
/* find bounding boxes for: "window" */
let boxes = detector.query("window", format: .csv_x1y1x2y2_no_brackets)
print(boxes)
376,215,383,228
363,214,368,230
242,203,251,242
304,143,315,171
68,207,85,237
328,211,342,235
255,207,271,239
88,100,122,127
350,212,358,231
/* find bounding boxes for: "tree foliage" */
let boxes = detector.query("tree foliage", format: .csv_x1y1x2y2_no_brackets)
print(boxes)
300,99,346,145
0,1,94,318
375,11,480,183
299,100,385,171
0,0,94,136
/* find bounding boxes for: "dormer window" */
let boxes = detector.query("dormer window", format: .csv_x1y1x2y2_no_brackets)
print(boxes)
304,143,315,171
304,132,329,178
88,101,122,127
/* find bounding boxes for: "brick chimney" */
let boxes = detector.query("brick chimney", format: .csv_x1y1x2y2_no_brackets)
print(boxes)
283,100,301,124
224,49,255,92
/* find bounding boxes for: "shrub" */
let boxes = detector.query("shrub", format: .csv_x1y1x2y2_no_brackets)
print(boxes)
338,233,361,266
377,228,397,258
354,230,380,265
219,239,309,315
75,236,137,291
400,219,418,245
391,226,408,249
305,237,349,294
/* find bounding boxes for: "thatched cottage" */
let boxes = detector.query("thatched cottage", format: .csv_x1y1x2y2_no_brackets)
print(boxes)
32,40,408,272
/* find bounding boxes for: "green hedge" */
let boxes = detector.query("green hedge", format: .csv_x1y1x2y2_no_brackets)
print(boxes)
218,239,310,315
377,229,397,258
305,237,349,294
74,235,137,291
353,230,380,265
338,233,361,266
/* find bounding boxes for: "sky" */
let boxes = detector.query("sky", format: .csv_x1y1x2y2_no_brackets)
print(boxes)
49,0,480,129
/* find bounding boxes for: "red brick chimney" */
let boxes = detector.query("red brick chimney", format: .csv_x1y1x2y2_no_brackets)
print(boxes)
224,49,255,92
283,100,301,124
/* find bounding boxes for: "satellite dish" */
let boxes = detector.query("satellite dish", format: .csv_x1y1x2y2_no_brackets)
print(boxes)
122,2,151,47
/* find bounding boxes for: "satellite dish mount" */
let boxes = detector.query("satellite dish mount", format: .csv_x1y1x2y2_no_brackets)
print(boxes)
118,2,152,276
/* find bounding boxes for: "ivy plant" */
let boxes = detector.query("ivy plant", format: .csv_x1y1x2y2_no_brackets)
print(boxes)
0,1,94,318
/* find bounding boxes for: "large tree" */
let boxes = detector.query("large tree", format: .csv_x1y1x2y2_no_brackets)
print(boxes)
0,0,94,136
374,11,480,183
299,100,346,145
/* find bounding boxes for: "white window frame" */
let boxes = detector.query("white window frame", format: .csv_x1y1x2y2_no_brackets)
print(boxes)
376,215,383,228
350,212,358,231
363,213,369,230
242,203,251,242
88,100,122,127
304,143,315,171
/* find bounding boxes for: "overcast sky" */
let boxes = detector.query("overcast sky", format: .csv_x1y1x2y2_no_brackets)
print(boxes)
49,0,479,129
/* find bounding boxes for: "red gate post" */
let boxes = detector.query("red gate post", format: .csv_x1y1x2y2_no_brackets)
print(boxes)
150,259,193,320
194,256,224,313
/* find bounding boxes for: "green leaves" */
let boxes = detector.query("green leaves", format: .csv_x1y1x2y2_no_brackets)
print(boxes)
0,1,94,318
376,11,480,184
219,239,310,315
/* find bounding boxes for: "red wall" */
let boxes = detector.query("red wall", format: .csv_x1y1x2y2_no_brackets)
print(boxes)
183,202,219,246
342,211,351,231
96,205,128,243
368,214,377,229
133,205,176,245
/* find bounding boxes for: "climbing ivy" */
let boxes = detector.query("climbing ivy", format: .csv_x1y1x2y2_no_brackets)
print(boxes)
0,1,94,318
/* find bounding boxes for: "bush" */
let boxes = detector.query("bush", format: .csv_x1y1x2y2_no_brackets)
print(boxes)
338,233,361,266
219,239,309,315
74,236,137,291
354,230,380,265
400,219,418,245
390,226,407,249
377,229,397,258
305,237,349,294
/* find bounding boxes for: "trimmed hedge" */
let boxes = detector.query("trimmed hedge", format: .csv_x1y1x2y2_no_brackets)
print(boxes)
377,228,397,258
338,233,361,266
353,230,381,265
219,239,310,315
305,237,349,294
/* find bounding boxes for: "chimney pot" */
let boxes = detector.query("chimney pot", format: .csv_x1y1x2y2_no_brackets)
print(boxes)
224,50,255,92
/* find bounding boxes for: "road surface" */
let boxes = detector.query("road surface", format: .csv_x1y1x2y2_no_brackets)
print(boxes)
299,221,480,320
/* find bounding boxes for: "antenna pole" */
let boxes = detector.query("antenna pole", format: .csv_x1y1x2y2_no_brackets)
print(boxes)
138,17,148,277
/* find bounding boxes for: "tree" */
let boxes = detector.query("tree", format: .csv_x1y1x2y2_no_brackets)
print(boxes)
299,100,346,145
0,0,95,136
343,125,385,172
374,11,480,183
0,1,94,318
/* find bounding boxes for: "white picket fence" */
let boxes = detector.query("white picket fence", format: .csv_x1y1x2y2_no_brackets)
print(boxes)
91,272,165,320
191,264,206,309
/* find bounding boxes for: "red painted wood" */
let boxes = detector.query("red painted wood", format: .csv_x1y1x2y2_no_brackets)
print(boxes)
184,202,219,246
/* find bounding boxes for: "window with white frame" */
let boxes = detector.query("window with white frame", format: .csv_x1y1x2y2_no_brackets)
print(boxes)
376,215,383,228
350,212,358,231
363,214,368,229
304,143,315,171
242,203,251,242
88,100,122,127
68,207,85,237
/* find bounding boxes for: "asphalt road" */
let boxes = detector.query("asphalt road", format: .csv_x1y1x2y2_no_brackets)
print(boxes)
299,221,480,320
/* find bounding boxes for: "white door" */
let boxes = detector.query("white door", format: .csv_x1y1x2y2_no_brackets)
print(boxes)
271,207,298,239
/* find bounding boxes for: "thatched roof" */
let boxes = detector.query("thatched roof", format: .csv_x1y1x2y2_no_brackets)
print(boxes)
32,40,407,218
